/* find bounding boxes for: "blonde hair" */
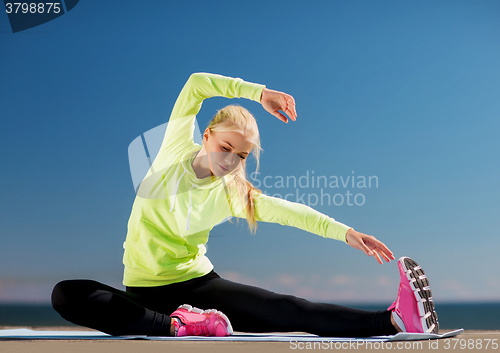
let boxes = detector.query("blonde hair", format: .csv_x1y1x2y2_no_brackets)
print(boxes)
206,104,263,234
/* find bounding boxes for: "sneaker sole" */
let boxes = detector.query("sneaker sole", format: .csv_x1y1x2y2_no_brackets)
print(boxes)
400,257,439,334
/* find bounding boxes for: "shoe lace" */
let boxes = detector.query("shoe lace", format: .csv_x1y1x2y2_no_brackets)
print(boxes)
187,323,210,336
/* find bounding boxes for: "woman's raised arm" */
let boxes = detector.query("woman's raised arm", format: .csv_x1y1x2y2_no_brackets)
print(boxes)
160,72,265,154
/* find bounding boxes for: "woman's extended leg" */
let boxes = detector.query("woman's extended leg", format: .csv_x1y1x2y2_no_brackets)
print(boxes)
51,280,173,336
185,276,397,337
127,271,397,337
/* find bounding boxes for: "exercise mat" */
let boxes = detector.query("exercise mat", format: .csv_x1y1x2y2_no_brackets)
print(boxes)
0,328,463,341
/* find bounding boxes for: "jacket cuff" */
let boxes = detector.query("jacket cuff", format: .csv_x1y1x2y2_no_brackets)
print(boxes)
326,220,352,243
238,80,266,103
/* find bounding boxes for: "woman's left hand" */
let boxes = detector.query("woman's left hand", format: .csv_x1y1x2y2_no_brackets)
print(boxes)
345,228,395,264
260,87,297,123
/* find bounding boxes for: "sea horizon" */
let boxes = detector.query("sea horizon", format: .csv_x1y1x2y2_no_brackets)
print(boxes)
1,301,499,330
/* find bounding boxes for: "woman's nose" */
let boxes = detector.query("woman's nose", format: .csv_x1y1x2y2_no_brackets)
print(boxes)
224,152,236,164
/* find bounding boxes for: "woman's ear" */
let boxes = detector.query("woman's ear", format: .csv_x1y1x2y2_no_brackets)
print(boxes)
203,128,210,143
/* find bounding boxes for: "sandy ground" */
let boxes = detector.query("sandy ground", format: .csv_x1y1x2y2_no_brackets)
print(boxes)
1,326,499,353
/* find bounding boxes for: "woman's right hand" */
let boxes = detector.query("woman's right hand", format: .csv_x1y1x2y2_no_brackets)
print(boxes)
260,87,297,123
345,228,395,264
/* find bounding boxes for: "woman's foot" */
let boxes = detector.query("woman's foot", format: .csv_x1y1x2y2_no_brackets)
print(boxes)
388,257,439,334
170,304,233,337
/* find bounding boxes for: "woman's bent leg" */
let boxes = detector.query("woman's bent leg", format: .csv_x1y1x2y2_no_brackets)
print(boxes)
187,277,397,337
51,279,172,336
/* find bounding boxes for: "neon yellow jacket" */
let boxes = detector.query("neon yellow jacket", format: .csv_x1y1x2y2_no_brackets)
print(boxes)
122,73,352,287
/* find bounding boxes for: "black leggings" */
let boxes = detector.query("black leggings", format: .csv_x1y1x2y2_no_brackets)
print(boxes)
51,270,397,337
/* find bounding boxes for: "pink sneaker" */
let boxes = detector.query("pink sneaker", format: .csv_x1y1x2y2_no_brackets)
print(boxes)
170,304,233,337
388,257,439,334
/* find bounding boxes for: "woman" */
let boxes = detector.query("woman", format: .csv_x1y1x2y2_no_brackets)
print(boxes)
51,72,439,337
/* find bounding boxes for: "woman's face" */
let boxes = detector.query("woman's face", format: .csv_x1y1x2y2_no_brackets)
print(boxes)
203,129,253,177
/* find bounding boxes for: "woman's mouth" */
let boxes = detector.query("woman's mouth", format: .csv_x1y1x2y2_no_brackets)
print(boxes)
218,163,228,172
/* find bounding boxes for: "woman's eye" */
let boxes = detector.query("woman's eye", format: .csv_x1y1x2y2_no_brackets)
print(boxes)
221,145,245,160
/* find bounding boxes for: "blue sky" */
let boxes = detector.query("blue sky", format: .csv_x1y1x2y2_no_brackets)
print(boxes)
1,0,499,305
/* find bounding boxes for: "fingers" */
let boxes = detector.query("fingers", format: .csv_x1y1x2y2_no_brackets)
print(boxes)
376,248,392,263
373,250,383,265
262,89,297,123
366,238,395,262
274,111,288,123
373,238,394,258
363,244,382,264
380,251,392,262
285,95,297,121
348,229,395,264
367,244,394,264
368,243,393,263
360,243,374,257
277,97,296,123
